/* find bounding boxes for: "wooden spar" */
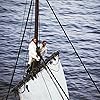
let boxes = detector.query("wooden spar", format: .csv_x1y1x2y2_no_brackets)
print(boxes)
34,0,39,46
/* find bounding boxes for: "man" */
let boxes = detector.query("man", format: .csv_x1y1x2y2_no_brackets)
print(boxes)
39,40,47,58
27,38,40,78
28,38,40,66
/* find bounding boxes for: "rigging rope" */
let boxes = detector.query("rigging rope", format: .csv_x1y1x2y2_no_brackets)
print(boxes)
19,0,28,41
40,56,70,100
5,0,34,99
45,0,100,94
30,0,35,35
40,72,53,100
23,0,35,76
46,69,65,100
23,0,29,79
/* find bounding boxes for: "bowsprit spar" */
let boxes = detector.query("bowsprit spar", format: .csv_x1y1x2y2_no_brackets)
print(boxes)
4,0,69,100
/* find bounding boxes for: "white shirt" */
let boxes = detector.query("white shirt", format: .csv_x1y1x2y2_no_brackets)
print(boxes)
28,41,40,61
40,44,47,57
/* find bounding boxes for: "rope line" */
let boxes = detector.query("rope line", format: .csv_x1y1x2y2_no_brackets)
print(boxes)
41,72,53,100
30,0,34,34
45,0,100,94
23,0,35,77
40,56,70,100
46,66,69,100
46,69,65,100
19,0,28,40
5,0,34,99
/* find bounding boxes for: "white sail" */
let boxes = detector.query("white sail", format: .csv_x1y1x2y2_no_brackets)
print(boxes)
19,54,69,100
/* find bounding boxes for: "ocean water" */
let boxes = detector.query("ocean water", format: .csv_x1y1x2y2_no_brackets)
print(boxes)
0,0,100,100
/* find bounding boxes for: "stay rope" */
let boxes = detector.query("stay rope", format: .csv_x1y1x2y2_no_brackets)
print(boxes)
46,69,65,100
45,0,100,94
5,0,34,99
40,72,53,100
40,56,70,100
19,0,28,41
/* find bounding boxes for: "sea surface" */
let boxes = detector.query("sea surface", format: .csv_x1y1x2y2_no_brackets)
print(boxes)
0,0,100,100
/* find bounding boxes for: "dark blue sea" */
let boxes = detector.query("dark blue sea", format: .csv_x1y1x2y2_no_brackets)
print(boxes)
0,0,100,100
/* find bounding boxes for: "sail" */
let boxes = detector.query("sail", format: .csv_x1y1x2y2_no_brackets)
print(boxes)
19,53,69,100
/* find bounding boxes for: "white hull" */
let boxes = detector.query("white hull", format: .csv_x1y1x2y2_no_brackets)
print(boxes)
19,55,69,100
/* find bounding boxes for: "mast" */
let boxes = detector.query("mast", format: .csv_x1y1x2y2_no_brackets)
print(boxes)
34,0,39,46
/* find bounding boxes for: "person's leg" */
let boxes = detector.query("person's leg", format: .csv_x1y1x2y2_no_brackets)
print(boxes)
27,56,32,73
28,56,32,65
